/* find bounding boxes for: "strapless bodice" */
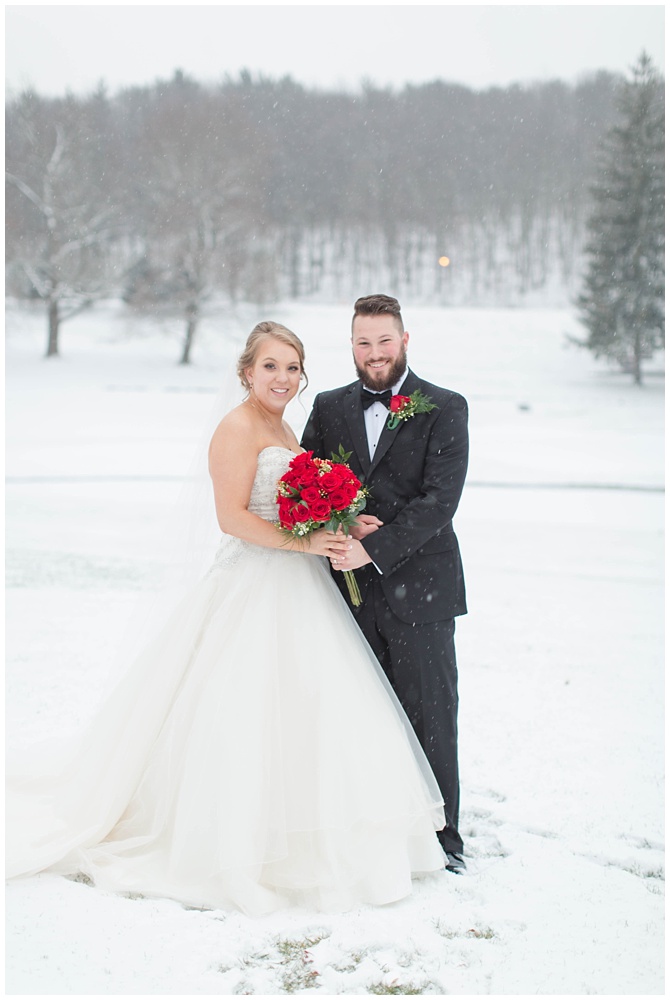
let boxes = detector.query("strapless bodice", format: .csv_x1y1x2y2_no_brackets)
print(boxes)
211,446,297,570
247,446,297,522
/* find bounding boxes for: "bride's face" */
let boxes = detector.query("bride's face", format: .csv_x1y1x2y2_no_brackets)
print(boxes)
247,338,302,412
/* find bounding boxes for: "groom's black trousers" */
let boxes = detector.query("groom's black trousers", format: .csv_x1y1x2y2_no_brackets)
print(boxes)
352,575,463,855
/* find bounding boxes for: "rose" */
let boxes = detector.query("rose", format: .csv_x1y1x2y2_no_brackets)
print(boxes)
390,394,411,414
318,471,342,492
328,488,351,511
329,464,352,483
337,478,359,501
296,467,319,487
278,498,295,528
308,498,332,521
279,469,299,488
291,504,311,523
320,466,362,493
278,479,300,496
285,452,317,484
291,450,313,468
339,486,357,505
300,485,323,505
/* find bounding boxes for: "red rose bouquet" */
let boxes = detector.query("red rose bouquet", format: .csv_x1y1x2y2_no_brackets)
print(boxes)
276,447,369,605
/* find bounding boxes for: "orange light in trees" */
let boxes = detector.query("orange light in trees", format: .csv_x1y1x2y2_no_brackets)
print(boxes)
438,256,450,267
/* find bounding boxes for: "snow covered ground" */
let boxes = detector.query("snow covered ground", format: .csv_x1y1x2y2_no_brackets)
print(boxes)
5,301,664,995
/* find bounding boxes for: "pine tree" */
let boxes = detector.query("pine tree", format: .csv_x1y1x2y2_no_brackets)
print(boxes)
577,53,664,384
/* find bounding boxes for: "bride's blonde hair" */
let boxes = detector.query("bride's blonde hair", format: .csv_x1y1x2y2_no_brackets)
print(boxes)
237,321,308,393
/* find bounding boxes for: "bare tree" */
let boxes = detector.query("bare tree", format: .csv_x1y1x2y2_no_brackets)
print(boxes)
124,74,265,364
6,90,121,356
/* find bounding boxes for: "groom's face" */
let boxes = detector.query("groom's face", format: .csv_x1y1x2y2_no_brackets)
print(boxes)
352,314,409,391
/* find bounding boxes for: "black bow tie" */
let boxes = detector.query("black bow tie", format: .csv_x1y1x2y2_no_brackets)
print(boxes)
361,387,393,410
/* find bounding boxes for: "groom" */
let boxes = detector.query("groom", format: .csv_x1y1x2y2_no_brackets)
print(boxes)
301,294,469,871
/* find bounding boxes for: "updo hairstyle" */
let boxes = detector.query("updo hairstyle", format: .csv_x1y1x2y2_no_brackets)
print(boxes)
236,321,308,394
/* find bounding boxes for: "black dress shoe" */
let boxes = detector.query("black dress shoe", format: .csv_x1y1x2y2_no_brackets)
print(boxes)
444,852,466,874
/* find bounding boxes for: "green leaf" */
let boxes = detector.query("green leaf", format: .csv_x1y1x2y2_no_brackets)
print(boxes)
409,390,437,413
331,443,353,464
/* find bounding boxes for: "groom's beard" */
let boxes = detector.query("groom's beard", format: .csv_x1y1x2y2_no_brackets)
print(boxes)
354,345,408,391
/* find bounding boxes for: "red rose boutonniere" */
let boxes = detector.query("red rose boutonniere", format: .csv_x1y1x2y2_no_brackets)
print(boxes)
387,389,437,430
276,446,370,606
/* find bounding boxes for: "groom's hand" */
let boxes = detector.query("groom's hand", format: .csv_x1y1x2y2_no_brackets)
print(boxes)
330,538,372,571
349,514,383,540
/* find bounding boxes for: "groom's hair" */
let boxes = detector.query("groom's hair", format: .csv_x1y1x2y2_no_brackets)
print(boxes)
352,294,404,335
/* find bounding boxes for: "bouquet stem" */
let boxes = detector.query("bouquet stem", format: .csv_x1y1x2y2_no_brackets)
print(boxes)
343,569,362,607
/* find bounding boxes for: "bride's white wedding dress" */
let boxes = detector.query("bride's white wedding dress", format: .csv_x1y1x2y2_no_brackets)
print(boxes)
7,447,446,915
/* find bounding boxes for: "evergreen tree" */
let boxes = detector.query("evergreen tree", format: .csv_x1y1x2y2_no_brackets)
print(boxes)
577,54,664,384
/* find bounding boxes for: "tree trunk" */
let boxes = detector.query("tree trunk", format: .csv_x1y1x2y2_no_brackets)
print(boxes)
46,298,60,357
289,228,300,299
179,303,199,365
632,325,643,385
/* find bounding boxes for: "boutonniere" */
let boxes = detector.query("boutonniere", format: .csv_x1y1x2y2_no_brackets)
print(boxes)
387,390,437,430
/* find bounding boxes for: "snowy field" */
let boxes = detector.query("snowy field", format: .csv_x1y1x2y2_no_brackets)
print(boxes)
5,301,664,995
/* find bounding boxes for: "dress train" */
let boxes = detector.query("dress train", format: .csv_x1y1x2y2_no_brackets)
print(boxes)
7,447,446,915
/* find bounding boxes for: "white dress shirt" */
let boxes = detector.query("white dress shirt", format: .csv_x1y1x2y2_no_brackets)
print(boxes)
360,370,408,575
363,369,409,460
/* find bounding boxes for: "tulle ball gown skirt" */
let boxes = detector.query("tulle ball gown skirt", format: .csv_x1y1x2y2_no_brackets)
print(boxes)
7,536,447,915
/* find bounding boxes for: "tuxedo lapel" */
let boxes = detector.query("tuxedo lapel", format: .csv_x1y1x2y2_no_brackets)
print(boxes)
343,384,371,475
367,418,397,476
367,370,421,477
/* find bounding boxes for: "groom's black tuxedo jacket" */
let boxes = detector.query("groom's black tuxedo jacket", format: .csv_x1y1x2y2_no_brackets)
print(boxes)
301,370,468,625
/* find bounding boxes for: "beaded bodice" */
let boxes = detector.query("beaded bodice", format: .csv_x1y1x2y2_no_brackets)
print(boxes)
210,446,296,570
247,446,296,522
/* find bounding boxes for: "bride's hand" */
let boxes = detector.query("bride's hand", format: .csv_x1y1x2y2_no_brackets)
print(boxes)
306,529,352,560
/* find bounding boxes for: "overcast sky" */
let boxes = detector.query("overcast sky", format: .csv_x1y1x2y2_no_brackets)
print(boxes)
5,4,665,97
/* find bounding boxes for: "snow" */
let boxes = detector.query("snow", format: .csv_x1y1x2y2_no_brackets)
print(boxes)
5,300,664,995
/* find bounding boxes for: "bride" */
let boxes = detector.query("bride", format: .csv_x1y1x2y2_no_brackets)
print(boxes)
6,321,447,915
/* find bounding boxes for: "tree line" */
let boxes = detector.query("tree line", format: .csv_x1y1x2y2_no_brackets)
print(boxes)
4,67,648,361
